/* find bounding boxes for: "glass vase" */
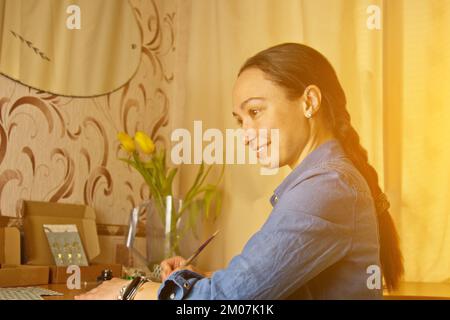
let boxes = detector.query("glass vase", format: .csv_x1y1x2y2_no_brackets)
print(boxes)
145,196,202,280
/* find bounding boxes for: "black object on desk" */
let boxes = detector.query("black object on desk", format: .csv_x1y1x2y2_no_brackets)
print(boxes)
97,269,113,282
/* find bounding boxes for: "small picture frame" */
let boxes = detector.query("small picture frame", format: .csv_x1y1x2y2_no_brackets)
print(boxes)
43,224,89,266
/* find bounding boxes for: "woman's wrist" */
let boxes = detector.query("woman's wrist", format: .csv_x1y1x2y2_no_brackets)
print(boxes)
204,271,213,278
133,281,162,300
180,265,213,278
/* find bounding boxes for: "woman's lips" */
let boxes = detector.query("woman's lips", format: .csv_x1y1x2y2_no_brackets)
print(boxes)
254,142,271,155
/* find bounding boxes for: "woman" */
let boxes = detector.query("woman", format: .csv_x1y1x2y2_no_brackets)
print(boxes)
77,43,403,300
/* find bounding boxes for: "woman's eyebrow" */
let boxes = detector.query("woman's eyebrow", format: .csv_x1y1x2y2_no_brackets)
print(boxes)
239,97,265,109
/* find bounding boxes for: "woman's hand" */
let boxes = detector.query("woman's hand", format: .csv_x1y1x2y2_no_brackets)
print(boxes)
160,256,213,282
160,256,187,281
74,278,130,300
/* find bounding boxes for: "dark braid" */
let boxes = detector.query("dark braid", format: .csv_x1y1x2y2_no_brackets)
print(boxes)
239,43,404,291
332,106,404,291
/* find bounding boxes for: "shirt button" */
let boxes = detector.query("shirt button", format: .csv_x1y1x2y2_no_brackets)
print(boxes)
274,195,278,203
169,293,175,300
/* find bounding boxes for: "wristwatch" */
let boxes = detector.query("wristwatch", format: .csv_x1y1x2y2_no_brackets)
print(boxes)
117,276,149,300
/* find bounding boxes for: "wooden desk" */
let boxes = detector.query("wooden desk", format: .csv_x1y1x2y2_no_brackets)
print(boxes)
38,281,161,300
384,282,450,300
36,281,450,300
38,283,96,300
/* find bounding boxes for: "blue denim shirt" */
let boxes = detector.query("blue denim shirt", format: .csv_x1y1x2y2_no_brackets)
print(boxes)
157,139,382,299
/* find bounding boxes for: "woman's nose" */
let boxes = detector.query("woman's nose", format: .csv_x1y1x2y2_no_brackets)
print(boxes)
242,128,257,146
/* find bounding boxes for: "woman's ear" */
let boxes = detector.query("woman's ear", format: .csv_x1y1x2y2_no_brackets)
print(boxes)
302,85,322,119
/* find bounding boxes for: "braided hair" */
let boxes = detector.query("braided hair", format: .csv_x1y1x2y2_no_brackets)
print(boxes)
239,43,404,291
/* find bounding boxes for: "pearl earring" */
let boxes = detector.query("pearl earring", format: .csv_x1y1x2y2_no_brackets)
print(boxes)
306,111,312,119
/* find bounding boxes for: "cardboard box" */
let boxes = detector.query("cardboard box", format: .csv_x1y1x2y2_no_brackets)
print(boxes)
22,201,100,265
0,227,21,266
0,216,8,227
0,227,48,287
49,263,122,284
0,265,49,287
0,230,3,265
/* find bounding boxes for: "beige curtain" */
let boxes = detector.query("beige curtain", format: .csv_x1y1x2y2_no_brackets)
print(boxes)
391,1,450,282
176,0,450,283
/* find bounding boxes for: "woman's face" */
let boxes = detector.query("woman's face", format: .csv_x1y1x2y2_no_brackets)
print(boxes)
232,68,310,168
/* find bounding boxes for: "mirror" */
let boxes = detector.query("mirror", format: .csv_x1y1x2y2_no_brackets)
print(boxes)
0,0,141,97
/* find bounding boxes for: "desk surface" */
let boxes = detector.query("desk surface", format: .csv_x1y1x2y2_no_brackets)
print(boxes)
39,283,98,300
38,281,161,300
35,281,450,300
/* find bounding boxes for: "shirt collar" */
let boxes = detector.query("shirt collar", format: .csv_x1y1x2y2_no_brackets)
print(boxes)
270,139,346,206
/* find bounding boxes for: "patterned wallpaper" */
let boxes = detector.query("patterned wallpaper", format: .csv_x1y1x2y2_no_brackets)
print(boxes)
0,0,178,236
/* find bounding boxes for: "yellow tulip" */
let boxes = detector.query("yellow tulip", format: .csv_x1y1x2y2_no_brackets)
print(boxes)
117,132,135,153
134,131,155,154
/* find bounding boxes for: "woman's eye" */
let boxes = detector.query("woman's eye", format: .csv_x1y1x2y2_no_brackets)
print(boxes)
249,109,261,117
